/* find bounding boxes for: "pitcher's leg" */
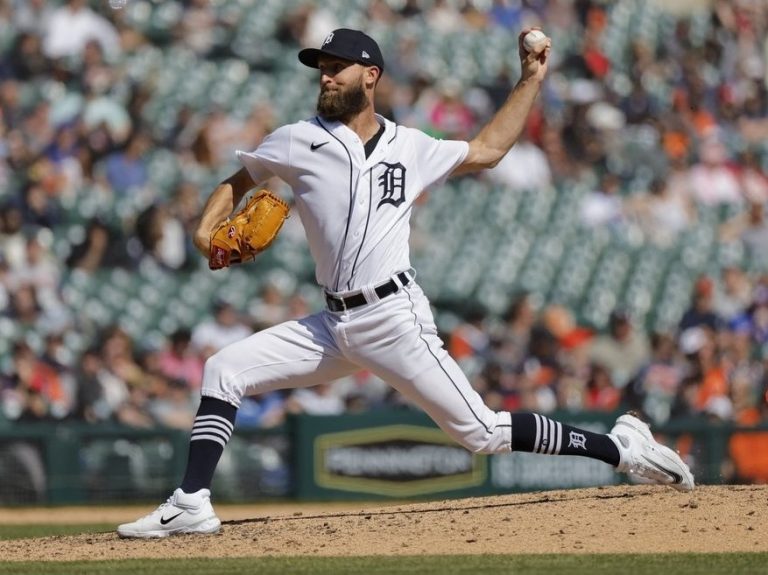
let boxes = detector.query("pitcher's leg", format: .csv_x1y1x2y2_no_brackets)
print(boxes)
119,314,359,538
347,286,613,460
345,287,511,453
348,288,692,490
368,350,512,453
201,315,357,406
179,316,356,504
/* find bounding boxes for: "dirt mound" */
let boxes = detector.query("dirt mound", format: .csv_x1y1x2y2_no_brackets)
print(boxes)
1,485,766,561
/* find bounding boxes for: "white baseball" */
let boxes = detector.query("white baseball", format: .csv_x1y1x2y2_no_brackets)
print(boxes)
523,30,548,53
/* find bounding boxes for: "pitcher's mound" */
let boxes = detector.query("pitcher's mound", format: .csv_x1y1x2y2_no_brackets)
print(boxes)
1,485,766,561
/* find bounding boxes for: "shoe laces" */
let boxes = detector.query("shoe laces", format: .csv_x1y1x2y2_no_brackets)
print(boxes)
137,495,174,522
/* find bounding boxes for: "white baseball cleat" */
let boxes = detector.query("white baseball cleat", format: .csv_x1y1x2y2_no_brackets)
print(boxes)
610,413,695,492
117,488,221,538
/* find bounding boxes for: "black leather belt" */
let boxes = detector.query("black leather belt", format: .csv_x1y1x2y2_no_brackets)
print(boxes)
325,272,411,312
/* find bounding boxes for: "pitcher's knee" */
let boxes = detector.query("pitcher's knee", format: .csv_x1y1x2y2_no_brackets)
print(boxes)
200,352,244,407
454,423,510,454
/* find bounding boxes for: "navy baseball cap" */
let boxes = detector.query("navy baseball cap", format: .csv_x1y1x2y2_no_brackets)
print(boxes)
299,28,385,72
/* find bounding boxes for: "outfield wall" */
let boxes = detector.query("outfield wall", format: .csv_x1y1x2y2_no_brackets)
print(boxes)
0,411,764,505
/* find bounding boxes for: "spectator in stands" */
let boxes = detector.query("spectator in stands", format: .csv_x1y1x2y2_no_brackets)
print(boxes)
679,275,723,333
737,148,768,205
366,0,398,25
0,204,27,270
487,0,525,30
191,300,251,359
484,131,552,192
65,218,125,272
12,0,55,37
285,382,345,416
626,177,694,247
579,173,627,233
676,325,729,417
397,0,422,20
42,0,121,60
101,130,150,196
82,84,132,151
493,292,535,369
6,341,70,421
687,134,742,206
588,309,650,389
448,304,491,370
157,328,204,391
145,373,197,431
0,254,10,310
3,32,49,81
73,345,114,423
235,392,286,428
132,203,188,271
73,344,152,427
426,79,477,140
248,281,290,331
540,304,593,403
623,332,686,425
9,234,60,298
285,290,311,320
721,201,768,270
193,108,248,169
6,284,54,334
44,122,86,200
18,177,61,231
583,362,620,411
713,265,753,322
79,39,118,99
425,0,465,33
741,286,768,347
168,182,206,268
180,0,217,56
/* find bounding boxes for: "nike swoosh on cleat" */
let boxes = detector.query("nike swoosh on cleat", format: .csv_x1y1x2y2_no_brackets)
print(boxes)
641,455,683,484
310,141,329,151
160,511,184,525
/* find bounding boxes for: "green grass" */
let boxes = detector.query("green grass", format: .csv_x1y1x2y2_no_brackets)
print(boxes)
0,554,767,575
0,524,113,540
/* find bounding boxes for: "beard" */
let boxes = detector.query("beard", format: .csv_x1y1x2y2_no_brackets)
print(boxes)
316,78,369,122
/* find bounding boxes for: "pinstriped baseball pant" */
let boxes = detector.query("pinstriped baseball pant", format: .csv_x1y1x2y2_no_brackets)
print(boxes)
201,280,512,454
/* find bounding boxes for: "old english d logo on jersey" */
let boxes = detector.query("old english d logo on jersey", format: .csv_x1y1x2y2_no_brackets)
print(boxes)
376,162,406,209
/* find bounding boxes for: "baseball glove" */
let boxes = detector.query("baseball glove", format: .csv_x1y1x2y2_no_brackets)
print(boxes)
208,189,290,270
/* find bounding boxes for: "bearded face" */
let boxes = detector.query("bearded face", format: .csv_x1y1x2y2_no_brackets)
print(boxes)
316,73,369,122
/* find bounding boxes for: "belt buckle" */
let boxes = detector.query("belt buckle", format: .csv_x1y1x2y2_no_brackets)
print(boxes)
327,293,346,312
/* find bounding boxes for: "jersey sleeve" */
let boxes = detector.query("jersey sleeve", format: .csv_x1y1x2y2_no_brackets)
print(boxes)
235,125,293,184
409,129,469,190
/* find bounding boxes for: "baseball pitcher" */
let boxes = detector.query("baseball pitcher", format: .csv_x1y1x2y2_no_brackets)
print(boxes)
118,28,693,538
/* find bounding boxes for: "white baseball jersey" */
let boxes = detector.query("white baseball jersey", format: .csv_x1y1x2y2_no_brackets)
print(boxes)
236,114,468,291
202,114,512,457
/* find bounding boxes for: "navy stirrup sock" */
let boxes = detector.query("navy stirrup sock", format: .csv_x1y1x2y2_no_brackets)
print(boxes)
180,397,237,493
510,412,620,466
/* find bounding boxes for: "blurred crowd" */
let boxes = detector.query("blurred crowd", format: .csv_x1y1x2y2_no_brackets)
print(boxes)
1,0,768,480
